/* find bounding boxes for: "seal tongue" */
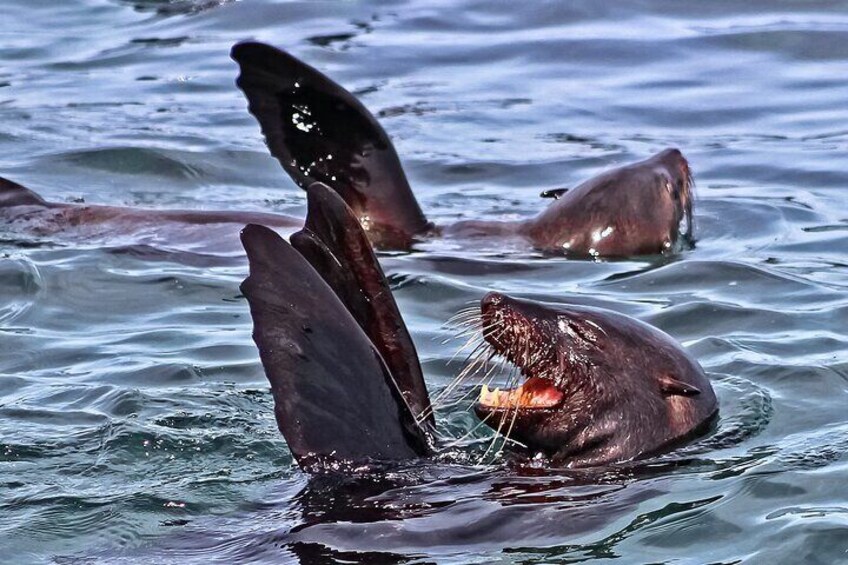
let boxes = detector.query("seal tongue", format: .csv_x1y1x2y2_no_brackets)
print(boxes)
479,377,563,409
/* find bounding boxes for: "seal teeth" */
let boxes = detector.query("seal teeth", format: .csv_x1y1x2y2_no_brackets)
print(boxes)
479,384,506,407
479,377,564,410
479,384,494,406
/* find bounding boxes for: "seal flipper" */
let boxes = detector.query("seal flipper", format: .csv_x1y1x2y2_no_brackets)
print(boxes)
231,42,431,247
241,224,431,467
0,176,51,208
291,183,434,427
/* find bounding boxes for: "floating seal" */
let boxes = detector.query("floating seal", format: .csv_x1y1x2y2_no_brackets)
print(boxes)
1,44,694,258
239,185,717,471
472,292,718,467
232,41,695,256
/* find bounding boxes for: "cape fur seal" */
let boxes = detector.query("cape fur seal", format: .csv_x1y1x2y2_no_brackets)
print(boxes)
232,41,695,256
239,183,717,470
0,43,694,259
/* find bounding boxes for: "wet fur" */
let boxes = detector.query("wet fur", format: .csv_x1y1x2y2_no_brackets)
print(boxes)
471,293,717,467
238,187,716,471
232,41,697,256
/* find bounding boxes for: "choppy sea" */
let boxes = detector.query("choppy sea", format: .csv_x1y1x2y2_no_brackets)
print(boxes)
1,0,847,562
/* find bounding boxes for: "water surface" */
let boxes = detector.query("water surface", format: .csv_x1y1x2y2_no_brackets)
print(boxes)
1,0,847,563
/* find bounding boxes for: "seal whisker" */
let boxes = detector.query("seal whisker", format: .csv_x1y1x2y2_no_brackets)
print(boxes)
444,307,482,326
448,359,504,412
447,306,480,318
477,355,520,464
430,349,505,418
447,321,505,363
440,410,496,450
497,402,523,460
442,327,480,345
480,406,509,464
428,344,496,412
445,314,480,327
450,334,484,360
448,321,487,339
444,317,482,332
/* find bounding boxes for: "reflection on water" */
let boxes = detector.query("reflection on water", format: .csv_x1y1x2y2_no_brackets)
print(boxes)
1,0,847,563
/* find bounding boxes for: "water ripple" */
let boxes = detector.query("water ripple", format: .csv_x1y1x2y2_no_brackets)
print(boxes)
2,0,848,562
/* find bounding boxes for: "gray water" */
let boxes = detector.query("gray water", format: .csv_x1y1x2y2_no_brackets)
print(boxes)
1,0,847,563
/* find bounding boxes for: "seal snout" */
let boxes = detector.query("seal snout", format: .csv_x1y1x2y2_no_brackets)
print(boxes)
657,147,692,184
473,293,566,415
481,291,506,312
652,147,690,181
480,291,506,334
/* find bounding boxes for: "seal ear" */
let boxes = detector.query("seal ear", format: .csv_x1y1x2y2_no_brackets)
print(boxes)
240,224,431,466
291,182,434,427
0,176,50,208
658,374,701,397
539,187,569,200
231,42,430,246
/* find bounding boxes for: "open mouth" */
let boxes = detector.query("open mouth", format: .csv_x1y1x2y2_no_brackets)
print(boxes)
472,292,565,412
478,376,563,410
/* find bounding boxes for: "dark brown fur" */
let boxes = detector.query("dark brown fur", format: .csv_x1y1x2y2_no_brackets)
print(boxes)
474,292,717,467
232,41,697,256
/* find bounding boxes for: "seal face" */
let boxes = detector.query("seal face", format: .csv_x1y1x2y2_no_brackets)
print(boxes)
472,292,717,467
520,148,695,257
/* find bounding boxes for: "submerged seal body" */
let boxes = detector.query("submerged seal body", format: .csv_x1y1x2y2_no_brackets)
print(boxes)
0,177,298,235
239,183,717,471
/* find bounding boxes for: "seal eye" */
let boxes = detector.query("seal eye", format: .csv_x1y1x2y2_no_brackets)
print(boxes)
665,180,680,201
559,319,599,346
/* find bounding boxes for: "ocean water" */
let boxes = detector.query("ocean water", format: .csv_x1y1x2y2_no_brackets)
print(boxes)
1,0,847,563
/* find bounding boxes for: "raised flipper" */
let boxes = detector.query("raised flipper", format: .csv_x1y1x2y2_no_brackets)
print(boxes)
241,223,432,468
291,182,434,426
0,176,51,208
231,41,431,247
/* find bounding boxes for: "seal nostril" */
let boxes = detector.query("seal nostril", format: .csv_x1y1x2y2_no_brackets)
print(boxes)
481,291,505,312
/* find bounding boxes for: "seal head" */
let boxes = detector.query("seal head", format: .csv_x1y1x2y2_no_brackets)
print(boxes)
473,292,717,467
521,149,695,256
